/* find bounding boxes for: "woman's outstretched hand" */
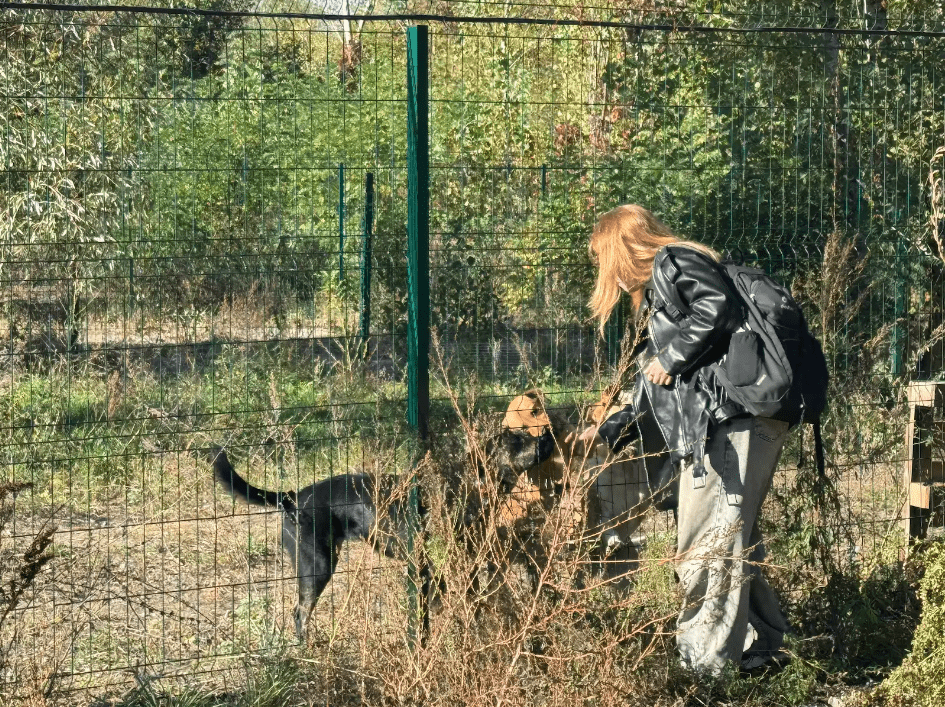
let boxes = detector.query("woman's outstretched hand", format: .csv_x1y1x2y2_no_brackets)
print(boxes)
644,358,674,386
566,425,602,458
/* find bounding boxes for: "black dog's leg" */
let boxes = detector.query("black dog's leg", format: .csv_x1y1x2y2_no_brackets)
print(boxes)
294,599,317,641
293,539,337,641
294,573,333,640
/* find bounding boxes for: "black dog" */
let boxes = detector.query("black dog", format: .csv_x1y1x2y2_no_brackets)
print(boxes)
211,447,430,640
210,431,553,639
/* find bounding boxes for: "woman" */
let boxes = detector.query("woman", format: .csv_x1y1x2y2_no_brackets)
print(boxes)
585,204,791,674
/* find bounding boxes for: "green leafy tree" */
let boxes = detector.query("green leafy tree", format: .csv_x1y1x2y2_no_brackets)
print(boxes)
0,11,151,347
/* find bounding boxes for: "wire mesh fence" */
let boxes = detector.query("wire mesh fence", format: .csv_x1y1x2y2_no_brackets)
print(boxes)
1,1,945,703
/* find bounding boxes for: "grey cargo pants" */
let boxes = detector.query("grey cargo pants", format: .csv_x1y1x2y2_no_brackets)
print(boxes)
675,415,791,674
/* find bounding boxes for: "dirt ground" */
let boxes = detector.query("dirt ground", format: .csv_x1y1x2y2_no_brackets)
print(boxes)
1,452,410,705
0,412,920,705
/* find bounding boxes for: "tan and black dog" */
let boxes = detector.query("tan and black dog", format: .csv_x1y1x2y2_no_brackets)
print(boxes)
500,388,654,567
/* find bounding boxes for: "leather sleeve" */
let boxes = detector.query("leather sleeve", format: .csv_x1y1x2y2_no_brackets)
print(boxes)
653,247,744,376
597,405,639,454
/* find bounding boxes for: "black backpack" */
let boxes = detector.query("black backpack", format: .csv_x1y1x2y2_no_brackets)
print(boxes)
711,261,829,427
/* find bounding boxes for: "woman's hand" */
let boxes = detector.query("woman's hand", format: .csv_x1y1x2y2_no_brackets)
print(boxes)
567,425,602,458
644,358,674,386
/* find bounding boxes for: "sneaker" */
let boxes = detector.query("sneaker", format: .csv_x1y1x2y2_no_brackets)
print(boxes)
602,533,624,556
740,649,790,675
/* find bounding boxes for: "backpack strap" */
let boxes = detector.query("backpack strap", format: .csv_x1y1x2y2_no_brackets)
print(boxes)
651,299,685,323
797,418,827,475
645,280,685,322
650,249,689,322
814,418,826,479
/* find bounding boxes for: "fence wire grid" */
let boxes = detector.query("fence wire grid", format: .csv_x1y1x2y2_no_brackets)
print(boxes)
1,1,945,703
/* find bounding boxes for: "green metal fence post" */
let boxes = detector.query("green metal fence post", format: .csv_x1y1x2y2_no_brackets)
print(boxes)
407,26,430,439
339,163,346,282
128,257,135,310
360,172,375,347
406,24,431,650
891,235,907,377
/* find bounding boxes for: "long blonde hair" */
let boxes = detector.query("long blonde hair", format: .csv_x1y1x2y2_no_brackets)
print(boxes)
588,204,719,331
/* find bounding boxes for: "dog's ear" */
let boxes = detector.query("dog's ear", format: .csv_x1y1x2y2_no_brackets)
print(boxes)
494,429,537,489
536,429,555,465
521,388,545,405
498,428,527,455
279,490,299,515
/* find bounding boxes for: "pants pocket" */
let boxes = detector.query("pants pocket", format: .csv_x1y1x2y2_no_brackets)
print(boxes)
754,417,788,444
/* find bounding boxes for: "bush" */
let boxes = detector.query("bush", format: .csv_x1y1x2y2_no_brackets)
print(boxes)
877,539,945,706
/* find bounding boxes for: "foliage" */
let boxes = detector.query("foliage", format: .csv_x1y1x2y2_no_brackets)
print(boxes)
790,562,922,673
878,540,945,707
5,3,945,337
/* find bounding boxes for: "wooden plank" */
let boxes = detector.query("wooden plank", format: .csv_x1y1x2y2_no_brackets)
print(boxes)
907,381,945,407
905,403,920,550
910,482,932,510
903,382,945,551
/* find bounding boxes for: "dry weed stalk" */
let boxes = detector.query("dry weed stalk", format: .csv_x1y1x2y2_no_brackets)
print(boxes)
0,483,59,703
929,145,945,265
801,228,871,346
344,335,680,705
0,484,56,630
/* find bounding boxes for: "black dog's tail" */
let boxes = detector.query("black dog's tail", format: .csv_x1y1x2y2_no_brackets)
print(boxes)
210,447,296,513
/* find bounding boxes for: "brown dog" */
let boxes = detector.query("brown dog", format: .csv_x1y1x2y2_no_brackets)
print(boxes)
499,390,600,549
501,388,653,568
503,390,568,476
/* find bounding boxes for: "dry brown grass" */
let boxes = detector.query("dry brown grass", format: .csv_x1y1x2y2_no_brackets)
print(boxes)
0,389,686,707
0,422,914,706
0,287,925,706
0,450,414,705
10,408,914,707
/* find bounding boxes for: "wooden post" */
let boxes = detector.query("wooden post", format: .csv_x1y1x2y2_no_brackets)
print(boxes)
903,382,945,552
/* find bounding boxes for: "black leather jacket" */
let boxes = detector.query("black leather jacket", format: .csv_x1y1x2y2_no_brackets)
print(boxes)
600,244,746,499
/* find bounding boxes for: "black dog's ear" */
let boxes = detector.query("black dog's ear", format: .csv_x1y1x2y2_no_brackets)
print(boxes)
499,428,526,453
279,490,299,516
472,437,495,481
535,429,555,465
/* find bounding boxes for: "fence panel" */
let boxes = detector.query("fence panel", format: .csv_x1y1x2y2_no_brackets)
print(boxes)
0,10,418,700
1,2,944,703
